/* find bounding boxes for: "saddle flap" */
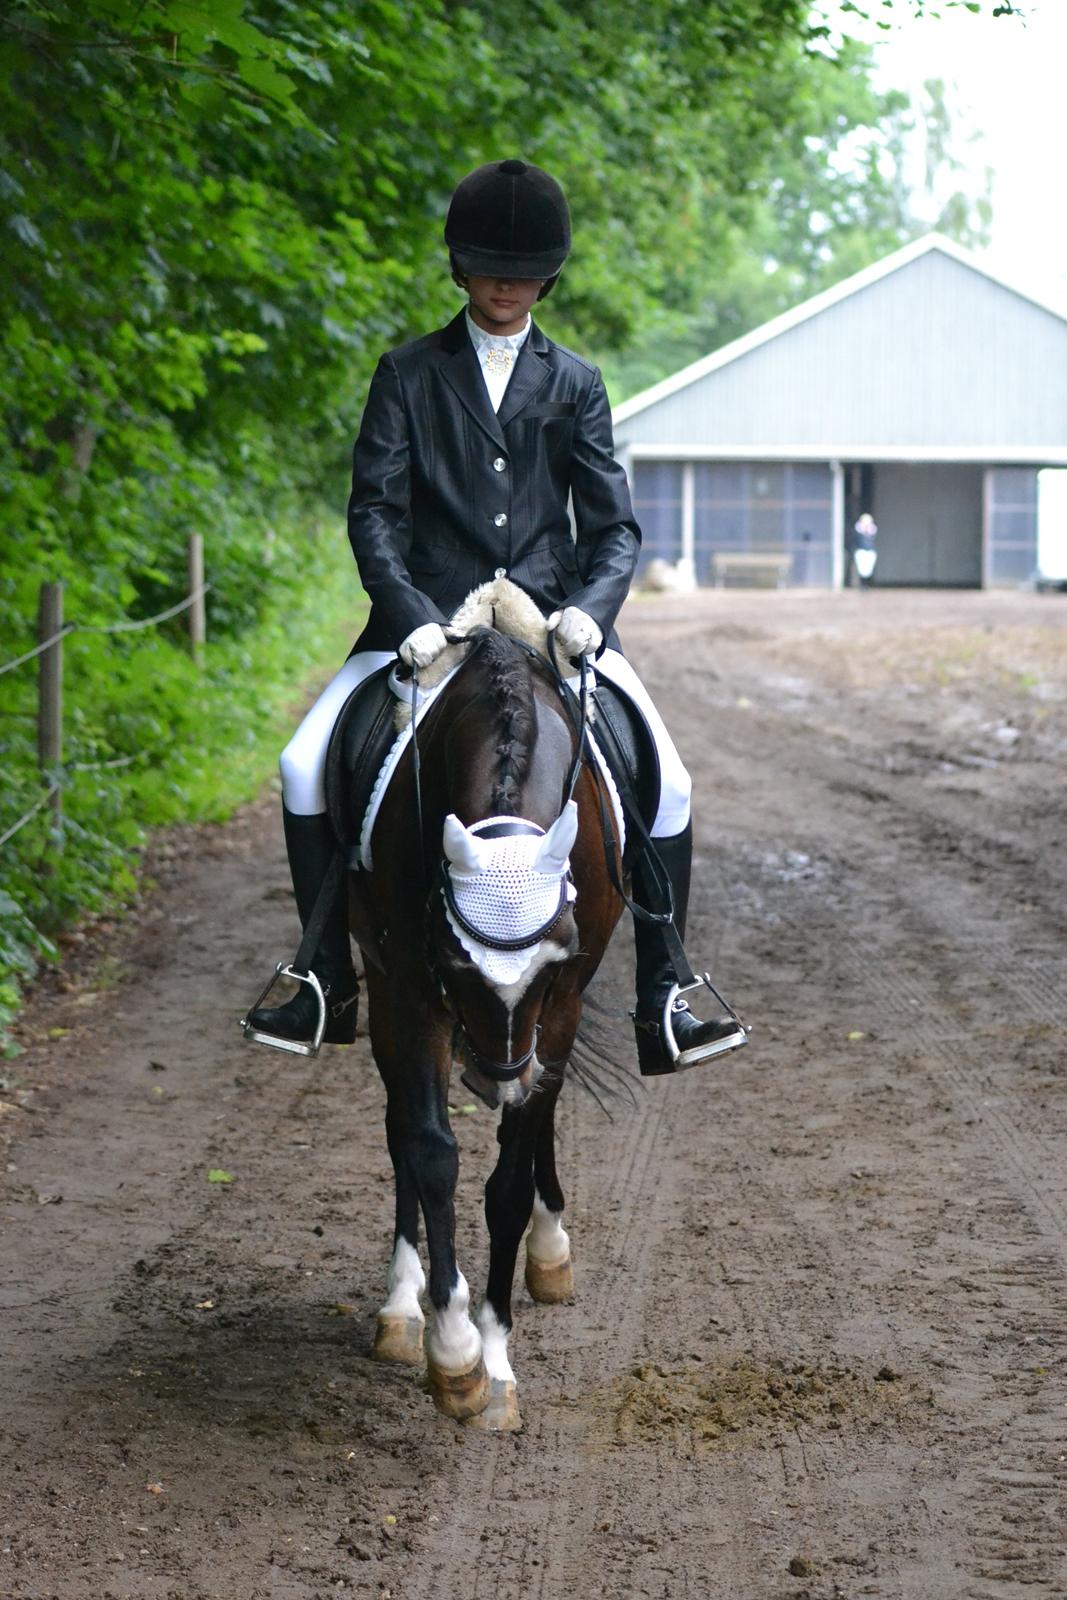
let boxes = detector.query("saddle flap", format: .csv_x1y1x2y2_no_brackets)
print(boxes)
324,663,396,854
587,680,661,855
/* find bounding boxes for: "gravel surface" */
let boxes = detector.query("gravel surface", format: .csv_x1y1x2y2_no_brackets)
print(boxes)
2,587,1066,1599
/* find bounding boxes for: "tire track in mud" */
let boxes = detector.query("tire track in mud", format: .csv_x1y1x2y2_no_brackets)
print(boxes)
760,809,1067,1600
826,946,1067,1245
829,959,1067,1600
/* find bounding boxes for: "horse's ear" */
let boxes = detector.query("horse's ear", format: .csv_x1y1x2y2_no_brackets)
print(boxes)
442,814,491,875
533,800,578,876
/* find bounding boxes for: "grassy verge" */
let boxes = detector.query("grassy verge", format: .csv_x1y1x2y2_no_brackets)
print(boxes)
1,510,367,1055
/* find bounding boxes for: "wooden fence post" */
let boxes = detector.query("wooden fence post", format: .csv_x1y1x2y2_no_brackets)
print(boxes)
188,532,205,666
37,580,63,843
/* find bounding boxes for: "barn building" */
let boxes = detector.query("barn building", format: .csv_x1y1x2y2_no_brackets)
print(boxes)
611,235,1067,588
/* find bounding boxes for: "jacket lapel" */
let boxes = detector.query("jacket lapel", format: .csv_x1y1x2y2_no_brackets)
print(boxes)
496,321,551,428
439,311,506,450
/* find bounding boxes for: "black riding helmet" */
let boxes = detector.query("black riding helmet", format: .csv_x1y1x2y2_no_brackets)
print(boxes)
445,159,571,299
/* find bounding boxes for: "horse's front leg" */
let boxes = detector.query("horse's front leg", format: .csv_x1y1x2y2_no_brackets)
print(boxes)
525,1073,574,1304
525,990,579,1304
371,1121,426,1366
472,1053,570,1432
370,971,489,1420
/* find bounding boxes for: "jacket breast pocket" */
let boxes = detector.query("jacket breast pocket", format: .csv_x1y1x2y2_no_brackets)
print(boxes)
522,402,578,419
521,405,575,466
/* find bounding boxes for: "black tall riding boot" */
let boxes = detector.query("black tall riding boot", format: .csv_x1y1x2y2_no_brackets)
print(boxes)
631,821,741,1076
247,808,359,1045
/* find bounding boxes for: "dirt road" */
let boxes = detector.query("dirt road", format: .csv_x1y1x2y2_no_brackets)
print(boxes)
3,589,1066,1600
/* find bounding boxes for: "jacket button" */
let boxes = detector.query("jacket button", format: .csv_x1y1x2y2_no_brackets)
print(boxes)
493,512,508,527
493,457,507,472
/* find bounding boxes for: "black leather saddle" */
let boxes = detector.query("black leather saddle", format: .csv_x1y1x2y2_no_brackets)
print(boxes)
322,652,661,873
324,664,397,862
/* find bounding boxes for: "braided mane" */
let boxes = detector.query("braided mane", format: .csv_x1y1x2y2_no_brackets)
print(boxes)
466,628,538,815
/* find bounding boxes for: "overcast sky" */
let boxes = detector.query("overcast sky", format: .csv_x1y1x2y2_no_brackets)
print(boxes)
823,1,1067,310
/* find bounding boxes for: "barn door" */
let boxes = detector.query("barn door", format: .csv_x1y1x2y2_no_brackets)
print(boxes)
871,465,983,586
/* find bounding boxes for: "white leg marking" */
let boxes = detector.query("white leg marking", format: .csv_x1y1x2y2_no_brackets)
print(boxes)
426,1272,483,1374
476,1303,515,1384
380,1237,425,1322
528,1195,570,1266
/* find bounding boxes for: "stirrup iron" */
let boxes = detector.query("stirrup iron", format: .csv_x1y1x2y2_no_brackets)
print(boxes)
240,962,327,1057
664,973,749,1069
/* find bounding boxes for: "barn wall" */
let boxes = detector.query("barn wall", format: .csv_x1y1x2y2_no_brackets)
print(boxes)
614,251,1067,455
631,459,834,586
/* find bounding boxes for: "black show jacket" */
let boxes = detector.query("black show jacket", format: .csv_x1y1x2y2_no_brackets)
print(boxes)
347,310,641,653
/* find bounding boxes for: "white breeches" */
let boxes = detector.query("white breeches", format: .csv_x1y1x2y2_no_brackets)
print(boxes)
279,646,692,837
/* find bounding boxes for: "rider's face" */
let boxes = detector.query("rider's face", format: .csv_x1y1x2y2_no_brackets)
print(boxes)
465,275,544,336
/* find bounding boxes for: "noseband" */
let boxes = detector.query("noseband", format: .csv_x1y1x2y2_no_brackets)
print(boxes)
461,1024,541,1084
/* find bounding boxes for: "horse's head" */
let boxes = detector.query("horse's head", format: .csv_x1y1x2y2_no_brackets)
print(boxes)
433,802,580,1108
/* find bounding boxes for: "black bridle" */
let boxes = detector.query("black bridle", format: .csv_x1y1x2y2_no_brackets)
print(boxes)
407,631,586,1085
459,1024,542,1085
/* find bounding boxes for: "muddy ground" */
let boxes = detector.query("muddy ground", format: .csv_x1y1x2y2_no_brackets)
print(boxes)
2,588,1066,1600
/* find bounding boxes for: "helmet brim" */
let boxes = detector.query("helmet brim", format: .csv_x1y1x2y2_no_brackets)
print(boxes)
449,243,568,281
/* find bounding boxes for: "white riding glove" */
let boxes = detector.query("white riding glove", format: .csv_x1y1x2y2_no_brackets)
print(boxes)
399,622,449,669
547,606,602,660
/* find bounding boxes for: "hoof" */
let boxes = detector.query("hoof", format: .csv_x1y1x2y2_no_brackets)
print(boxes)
465,1378,522,1432
525,1253,574,1304
427,1355,491,1421
372,1315,424,1365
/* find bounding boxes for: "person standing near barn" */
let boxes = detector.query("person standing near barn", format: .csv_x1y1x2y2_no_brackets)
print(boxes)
851,512,878,586
247,159,740,1075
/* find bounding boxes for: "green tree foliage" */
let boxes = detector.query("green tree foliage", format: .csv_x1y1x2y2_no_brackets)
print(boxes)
0,0,1006,1042
600,49,994,400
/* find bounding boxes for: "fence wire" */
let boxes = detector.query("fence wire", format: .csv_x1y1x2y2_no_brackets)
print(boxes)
1,580,212,848
0,624,77,678
0,784,60,850
0,584,211,674
76,584,211,636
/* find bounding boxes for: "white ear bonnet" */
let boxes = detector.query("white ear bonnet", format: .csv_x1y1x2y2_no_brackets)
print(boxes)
441,805,578,985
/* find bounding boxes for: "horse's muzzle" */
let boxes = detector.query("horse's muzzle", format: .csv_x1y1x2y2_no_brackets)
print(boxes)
456,1026,542,1109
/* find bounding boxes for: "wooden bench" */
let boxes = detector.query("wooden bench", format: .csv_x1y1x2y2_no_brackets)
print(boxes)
710,552,792,589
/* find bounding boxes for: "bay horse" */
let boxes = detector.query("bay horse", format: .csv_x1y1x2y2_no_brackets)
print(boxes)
348,592,624,1430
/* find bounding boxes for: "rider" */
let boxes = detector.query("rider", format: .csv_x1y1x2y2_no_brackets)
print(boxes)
248,158,737,1075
